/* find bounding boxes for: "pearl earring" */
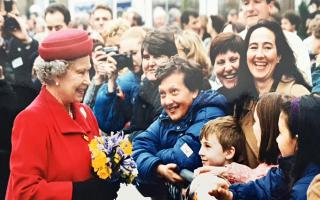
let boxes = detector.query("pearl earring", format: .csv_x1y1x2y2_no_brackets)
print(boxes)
55,82,59,86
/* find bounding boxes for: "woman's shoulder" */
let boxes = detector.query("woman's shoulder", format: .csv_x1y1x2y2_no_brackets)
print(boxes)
16,96,48,121
278,76,310,97
290,84,310,96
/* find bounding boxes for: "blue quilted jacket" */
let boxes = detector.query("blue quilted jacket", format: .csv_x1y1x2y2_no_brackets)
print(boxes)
230,156,320,200
132,90,228,182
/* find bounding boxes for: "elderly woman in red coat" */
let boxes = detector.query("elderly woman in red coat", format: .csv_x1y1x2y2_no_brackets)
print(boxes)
6,29,120,200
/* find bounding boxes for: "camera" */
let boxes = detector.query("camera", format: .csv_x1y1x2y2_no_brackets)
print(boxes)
111,54,133,70
3,0,21,34
102,46,119,54
4,0,13,13
102,47,133,70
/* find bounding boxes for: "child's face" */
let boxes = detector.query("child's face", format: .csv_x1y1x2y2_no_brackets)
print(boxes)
276,111,297,157
199,134,228,166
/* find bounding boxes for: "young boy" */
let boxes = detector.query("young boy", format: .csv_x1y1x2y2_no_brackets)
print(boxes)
198,116,246,168
188,116,246,200
195,115,277,184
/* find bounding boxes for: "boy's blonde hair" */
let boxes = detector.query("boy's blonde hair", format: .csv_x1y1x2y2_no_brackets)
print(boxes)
200,116,246,163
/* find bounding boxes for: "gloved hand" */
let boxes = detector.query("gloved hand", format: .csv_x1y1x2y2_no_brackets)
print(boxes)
72,178,120,200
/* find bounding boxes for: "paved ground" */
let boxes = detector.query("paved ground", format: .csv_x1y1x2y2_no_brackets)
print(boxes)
117,183,151,200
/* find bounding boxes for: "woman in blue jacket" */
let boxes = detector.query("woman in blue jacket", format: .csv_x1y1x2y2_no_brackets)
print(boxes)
94,29,177,135
209,94,320,200
133,56,228,199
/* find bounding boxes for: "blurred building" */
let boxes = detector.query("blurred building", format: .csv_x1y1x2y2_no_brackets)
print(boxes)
14,0,299,25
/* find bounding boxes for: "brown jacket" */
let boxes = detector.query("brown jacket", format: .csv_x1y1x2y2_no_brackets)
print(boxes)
240,76,310,168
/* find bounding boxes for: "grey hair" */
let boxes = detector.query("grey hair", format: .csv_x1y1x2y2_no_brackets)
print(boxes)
33,57,70,85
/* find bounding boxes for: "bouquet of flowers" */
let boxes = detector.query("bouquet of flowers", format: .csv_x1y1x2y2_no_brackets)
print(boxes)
88,131,138,184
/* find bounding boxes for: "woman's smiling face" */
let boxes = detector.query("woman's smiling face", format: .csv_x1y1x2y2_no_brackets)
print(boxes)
55,56,91,104
213,50,240,89
159,72,198,122
247,27,280,82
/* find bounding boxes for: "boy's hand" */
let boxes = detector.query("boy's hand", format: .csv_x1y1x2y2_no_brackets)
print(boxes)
156,163,184,183
208,182,233,200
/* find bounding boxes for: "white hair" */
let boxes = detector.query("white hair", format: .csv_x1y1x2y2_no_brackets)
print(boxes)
153,6,166,20
33,57,70,85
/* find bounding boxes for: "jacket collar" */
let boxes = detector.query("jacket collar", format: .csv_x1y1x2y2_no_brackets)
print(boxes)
40,86,91,135
159,90,227,123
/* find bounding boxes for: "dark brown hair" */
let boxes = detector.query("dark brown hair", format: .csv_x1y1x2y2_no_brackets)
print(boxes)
155,56,203,92
141,29,177,57
256,93,293,164
45,3,71,25
280,95,320,189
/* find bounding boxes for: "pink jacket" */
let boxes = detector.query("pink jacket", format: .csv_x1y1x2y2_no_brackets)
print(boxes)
222,162,277,184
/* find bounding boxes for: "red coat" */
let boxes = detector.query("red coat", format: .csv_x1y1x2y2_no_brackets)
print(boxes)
6,87,100,200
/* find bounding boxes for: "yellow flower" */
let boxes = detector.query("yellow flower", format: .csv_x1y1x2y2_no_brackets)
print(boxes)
91,148,100,157
97,166,112,179
119,139,133,155
88,138,99,150
92,151,107,171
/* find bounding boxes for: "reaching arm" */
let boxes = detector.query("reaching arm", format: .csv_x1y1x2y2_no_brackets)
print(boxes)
93,83,129,133
132,120,163,181
156,107,225,171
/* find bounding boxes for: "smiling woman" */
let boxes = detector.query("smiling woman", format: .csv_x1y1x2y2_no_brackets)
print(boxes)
239,20,311,168
210,32,246,90
132,56,228,199
244,20,310,96
6,29,120,200
209,32,252,115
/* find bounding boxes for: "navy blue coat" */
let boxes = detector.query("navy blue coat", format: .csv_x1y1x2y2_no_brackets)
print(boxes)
230,156,320,200
132,90,228,182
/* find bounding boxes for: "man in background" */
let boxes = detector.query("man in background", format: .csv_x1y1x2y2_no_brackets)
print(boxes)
90,4,112,34
181,10,201,35
44,3,70,33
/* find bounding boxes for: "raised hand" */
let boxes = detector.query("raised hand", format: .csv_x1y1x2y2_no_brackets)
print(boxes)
208,182,233,200
6,13,31,43
92,49,109,85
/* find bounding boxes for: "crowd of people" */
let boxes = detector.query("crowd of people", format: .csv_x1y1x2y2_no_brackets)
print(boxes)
1,0,320,199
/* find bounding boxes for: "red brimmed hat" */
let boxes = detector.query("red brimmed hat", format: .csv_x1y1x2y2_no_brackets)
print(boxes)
39,29,93,61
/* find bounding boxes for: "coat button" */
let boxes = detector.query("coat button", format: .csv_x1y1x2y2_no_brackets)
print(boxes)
177,126,180,130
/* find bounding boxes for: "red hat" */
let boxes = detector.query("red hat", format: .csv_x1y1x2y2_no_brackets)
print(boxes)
39,29,93,61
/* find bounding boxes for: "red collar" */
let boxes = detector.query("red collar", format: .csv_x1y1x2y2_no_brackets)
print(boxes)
40,86,92,135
